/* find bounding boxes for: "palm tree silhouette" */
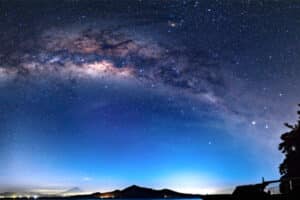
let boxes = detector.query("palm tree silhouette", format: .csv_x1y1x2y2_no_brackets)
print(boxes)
279,104,300,194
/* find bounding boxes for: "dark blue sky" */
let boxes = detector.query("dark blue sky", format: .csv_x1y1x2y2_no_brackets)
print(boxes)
1,0,300,195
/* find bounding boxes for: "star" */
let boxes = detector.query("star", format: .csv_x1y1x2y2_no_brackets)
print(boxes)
1,0,300,196
265,124,269,129
168,21,177,28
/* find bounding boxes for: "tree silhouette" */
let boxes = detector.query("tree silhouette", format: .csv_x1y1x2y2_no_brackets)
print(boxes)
279,104,300,194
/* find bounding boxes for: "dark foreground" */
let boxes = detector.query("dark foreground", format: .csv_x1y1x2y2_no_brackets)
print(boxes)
200,193,300,200
3,185,300,200
4,194,300,200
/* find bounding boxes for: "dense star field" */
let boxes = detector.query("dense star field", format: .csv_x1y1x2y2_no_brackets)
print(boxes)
1,0,300,195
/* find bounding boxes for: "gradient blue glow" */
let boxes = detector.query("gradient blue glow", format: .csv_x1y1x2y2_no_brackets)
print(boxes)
1,0,300,195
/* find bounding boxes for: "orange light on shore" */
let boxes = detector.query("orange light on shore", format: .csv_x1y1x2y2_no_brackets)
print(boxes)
96,193,115,199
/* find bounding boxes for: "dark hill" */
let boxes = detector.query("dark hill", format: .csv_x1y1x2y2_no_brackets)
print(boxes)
92,185,200,199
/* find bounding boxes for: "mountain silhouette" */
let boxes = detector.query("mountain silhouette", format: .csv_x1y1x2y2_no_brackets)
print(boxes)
0,185,202,199
92,185,200,198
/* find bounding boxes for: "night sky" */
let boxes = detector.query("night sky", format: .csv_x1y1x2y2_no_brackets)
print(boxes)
1,0,300,195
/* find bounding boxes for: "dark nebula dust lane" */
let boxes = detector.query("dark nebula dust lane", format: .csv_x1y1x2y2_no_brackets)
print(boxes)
1,0,300,195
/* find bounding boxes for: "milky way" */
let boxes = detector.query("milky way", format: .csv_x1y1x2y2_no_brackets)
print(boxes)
0,20,224,105
1,0,300,195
